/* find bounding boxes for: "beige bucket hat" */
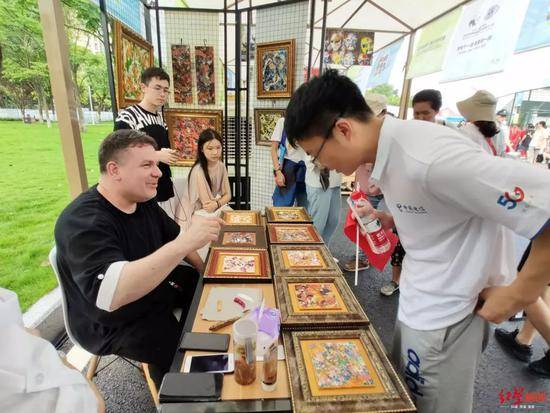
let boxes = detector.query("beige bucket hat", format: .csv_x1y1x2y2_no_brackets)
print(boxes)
457,90,497,122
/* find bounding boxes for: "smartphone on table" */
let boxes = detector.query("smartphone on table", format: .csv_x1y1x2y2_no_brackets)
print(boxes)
183,353,235,374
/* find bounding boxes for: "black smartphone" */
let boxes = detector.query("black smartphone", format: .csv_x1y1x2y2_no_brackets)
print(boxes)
180,332,230,352
159,372,223,402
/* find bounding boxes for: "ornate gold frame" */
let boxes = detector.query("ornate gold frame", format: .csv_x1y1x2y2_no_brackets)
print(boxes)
254,108,285,146
265,206,312,223
270,244,342,277
256,39,295,99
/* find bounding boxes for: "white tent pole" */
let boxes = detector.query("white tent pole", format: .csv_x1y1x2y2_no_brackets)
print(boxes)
399,32,416,120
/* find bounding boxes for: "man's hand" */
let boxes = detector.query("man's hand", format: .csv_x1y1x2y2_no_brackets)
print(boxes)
274,170,286,187
157,148,180,165
354,199,394,231
203,200,218,213
178,215,223,251
477,284,537,323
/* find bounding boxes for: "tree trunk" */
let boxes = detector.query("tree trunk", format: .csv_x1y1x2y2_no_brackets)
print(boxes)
35,85,44,123
43,95,51,128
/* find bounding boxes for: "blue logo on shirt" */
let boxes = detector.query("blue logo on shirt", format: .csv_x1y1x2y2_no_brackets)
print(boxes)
497,187,524,210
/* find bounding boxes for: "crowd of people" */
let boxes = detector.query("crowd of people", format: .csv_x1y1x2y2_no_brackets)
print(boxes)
2,67,550,413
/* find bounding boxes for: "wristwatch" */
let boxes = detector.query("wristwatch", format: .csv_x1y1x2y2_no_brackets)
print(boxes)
273,168,281,176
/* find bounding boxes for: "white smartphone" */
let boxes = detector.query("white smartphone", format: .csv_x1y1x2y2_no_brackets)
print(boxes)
183,353,234,374
346,195,368,233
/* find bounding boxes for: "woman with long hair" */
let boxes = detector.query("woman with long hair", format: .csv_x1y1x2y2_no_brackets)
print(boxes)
188,129,231,214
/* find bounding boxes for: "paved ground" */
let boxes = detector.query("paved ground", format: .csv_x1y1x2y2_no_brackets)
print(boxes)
69,201,550,412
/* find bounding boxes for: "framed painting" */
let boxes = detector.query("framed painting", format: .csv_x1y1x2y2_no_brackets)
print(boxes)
204,248,272,283
274,276,369,330
254,108,285,146
270,245,342,277
114,21,154,109
171,45,193,104
165,109,223,166
211,225,268,249
265,206,312,223
282,329,416,412
267,224,323,244
323,29,374,67
256,39,295,99
195,46,215,105
221,210,262,226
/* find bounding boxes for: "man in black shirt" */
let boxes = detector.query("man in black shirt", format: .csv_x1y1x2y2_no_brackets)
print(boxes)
114,67,179,204
54,129,222,385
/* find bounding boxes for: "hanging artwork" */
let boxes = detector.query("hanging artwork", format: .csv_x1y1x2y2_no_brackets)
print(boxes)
113,21,154,109
165,109,223,166
211,225,268,249
256,40,295,99
282,329,416,412
323,29,374,67
195,46,215,105
274,276,369,330
267,223,323,244
265,206,312,223
254,108,285,147
204,248,272,283
221,210,262,226
171,45,193,104
270,245,342,277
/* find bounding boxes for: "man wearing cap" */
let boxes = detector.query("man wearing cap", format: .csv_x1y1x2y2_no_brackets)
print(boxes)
283,70,550,413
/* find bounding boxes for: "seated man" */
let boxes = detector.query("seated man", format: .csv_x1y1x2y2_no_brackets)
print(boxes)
54,129,222,385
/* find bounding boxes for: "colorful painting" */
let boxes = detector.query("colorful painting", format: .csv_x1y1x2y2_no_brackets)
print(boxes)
266,206,312,223
165,109,223,166
195,46,215,105
114,21,154,109
221,210,261,226
204,248,271,282
307,341,375,389
323,29,374,67
283,250,325,269
171,45,193,104
291,283,343,311
256,40,295,99
268,224,322,244
222,231,256,246
254,108,285,146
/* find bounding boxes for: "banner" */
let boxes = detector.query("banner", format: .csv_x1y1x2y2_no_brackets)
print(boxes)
406,8,462,79
441,0,529,82
515,0,550,53
366,38,404,89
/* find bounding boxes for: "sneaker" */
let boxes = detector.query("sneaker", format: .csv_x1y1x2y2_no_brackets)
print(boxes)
342,258,369,272
494,328,533,362
528,350,550,378
380,281,399,296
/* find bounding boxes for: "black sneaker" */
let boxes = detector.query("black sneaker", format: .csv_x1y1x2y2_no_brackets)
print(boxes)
528,350,550,379
494,328,533,362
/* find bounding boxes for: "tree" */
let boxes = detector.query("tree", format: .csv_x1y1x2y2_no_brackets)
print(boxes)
368,83,401,106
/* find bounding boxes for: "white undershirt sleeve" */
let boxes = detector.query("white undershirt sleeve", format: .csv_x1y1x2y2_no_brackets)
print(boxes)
95,261,128,312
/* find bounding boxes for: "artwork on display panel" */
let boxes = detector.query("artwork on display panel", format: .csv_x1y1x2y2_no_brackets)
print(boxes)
195,46,215,105
165,109,223,167
171,45,193,104
282,329,416,412
256,40,295,99
323,29,374,66
273,276,369,330
113,21,154,109
254,108,285,147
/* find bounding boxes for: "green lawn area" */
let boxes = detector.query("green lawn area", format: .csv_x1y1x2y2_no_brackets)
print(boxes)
0,120,112,311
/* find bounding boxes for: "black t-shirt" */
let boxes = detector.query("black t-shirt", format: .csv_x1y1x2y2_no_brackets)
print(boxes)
114,105,175,202
54,186,181,354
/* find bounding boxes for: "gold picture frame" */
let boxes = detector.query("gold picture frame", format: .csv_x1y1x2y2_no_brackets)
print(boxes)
165,109,223,166
113,21,154,110
267,223,323,244
270,245,342,277
265,206,312,223
204,248,272,283
211,225,268,249
274,276,369,330
256,40,295,99
283,328,416,412
254,108,285,146
221,210,262,226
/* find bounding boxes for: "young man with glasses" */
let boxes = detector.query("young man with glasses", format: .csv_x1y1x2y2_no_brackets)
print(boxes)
284,70,550,413
115,67,180,205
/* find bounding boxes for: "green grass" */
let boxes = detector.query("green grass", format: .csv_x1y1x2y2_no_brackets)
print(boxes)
0,120,112,311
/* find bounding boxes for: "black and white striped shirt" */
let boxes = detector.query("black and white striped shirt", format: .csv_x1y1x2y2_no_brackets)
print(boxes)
114,105,174,201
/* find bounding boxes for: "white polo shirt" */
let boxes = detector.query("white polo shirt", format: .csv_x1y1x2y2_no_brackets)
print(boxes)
271,117,304,163
0,288,98,413
305,156,342,189
371,116,550,330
